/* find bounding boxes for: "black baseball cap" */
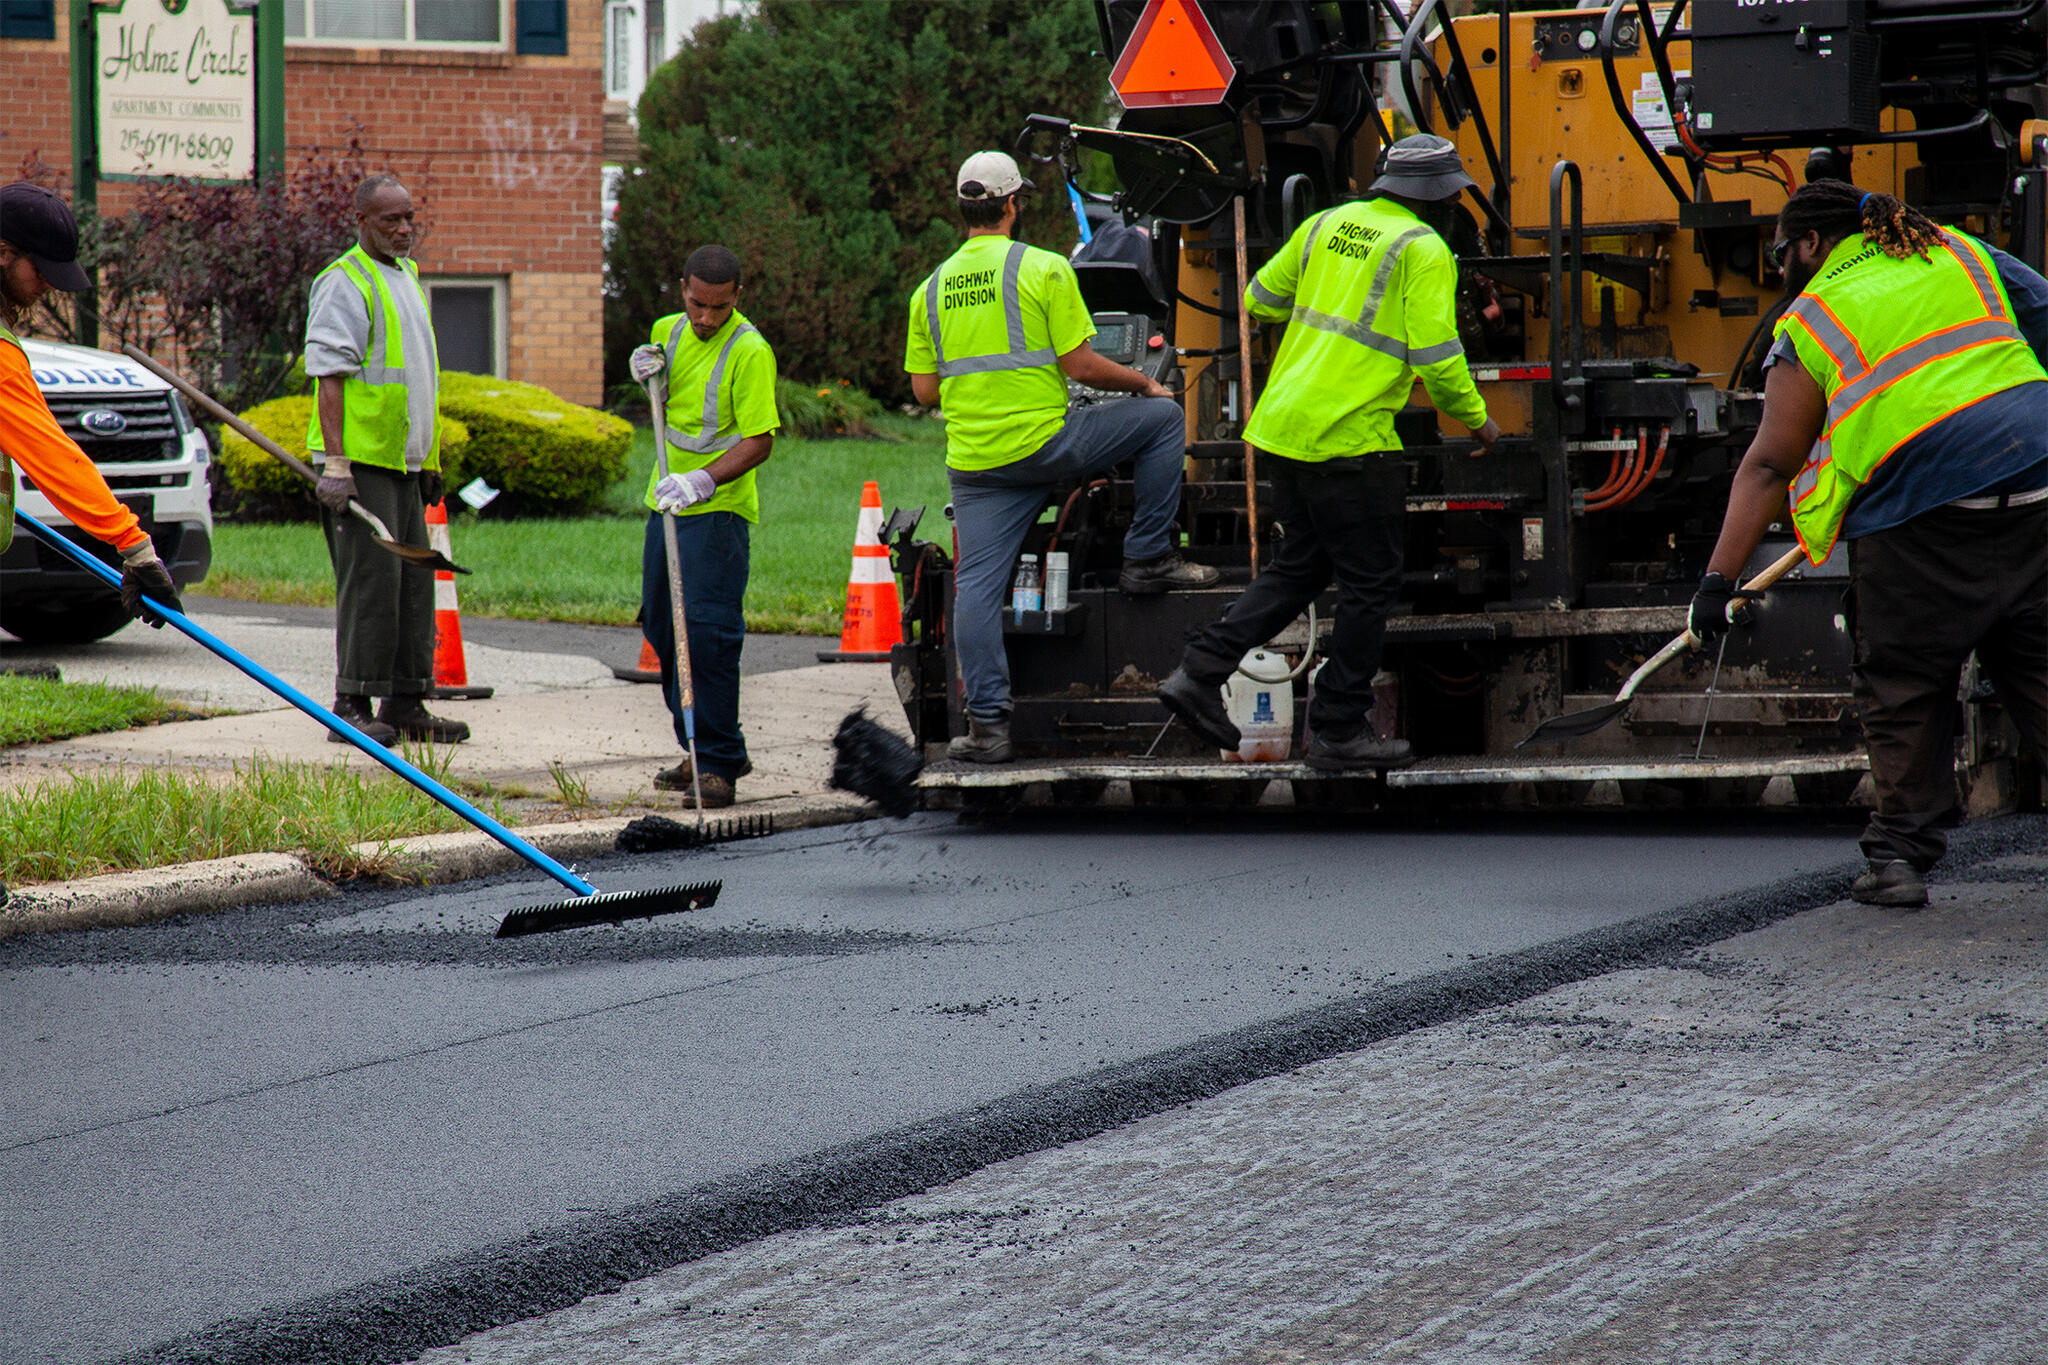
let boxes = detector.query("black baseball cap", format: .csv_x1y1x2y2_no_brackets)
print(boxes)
0,182,92,292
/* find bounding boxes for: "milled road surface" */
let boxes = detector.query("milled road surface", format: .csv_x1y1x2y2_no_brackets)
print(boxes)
417,834,2048,1365
4,811,2032,1364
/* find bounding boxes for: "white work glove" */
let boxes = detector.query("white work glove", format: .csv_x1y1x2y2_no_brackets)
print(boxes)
654,468,717,513
629,343,668,386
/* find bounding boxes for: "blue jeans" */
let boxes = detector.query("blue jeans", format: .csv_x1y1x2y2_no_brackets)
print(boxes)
640,510,749,778
947,396,1185,720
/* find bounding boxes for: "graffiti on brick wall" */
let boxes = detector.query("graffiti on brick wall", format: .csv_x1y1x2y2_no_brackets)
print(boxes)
482,114,587,192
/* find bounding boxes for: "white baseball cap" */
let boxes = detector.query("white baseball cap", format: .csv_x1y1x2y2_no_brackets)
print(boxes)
957,151,1033,201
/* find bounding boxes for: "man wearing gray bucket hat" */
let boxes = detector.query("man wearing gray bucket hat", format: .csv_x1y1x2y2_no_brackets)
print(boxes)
1157,134,1500,771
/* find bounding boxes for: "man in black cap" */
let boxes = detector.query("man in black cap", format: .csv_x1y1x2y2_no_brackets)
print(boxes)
0,181,181,626
1155,133,1500,770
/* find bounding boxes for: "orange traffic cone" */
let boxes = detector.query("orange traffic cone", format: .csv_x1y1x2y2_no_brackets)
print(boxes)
427,498,493,700
817,480,903,663
612,633,663,684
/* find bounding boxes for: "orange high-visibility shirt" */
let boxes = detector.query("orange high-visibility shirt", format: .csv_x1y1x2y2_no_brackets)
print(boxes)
0,338,146,552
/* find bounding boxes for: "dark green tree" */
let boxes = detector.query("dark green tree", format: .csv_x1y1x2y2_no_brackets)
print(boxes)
608,0,1110,403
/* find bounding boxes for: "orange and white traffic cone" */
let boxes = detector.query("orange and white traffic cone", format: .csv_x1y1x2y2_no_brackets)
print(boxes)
427,497,493,700
612,633,663,684
817,480,903,663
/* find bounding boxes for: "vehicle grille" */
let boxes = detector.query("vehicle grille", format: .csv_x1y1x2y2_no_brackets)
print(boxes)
42,391,184,464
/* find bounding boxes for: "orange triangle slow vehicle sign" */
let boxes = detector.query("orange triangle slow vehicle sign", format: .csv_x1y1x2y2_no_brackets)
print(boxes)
1110,0,1236,109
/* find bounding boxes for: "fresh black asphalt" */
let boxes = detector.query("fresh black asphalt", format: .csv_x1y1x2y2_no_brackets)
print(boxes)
9,808,2013,1364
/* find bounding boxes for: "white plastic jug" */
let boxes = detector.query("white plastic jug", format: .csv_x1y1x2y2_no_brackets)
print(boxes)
1220,649,1295,761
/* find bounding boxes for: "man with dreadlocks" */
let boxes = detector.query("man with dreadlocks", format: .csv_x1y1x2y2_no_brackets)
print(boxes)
1694,180,2048,908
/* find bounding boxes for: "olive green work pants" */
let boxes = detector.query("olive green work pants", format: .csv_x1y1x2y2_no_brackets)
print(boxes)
319,462,435,698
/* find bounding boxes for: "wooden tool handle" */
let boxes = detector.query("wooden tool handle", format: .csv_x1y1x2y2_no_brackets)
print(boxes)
121,344,321,486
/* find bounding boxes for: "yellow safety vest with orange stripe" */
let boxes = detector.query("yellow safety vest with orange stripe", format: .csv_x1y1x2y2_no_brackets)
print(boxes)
1775,229,2045,561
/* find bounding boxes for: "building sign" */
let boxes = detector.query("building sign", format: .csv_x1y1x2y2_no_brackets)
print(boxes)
95,0,257,181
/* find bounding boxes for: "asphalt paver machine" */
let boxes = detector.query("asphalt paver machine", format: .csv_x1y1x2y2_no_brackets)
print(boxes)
895,0,2048,811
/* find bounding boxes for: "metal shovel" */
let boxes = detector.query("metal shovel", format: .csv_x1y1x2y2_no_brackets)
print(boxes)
1515,545,1808,747
120,345,469,575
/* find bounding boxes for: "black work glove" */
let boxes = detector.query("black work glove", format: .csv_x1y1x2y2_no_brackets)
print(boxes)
419,469,444,507
119,543,182,627
315,466,357,515
1689,571,1763,643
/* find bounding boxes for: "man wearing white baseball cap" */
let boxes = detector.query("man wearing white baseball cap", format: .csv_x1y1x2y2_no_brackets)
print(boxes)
905,150,1216,764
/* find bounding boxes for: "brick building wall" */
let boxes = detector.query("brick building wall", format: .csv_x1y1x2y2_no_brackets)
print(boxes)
0,3,606,406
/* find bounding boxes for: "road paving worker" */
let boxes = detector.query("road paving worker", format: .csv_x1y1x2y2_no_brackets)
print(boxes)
0,182,181,627
303,174,466,747
905,150,1219,764
1693,180,2048,908
1155,135,1500,771
626,244,779,808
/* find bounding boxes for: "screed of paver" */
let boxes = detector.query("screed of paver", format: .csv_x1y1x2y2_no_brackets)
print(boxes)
416,877,2048,1365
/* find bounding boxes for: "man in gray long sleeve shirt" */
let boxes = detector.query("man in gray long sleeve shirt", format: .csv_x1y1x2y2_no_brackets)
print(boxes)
302,174,468,746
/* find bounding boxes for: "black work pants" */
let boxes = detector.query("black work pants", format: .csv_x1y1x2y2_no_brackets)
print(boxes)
1180,452,1405,735
1848,500,2048,869
320,462,435,698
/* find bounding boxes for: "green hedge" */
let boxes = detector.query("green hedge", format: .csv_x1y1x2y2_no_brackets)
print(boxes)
218,396,471,510
774,377,889,440
438,372,633,515
219,374,632,517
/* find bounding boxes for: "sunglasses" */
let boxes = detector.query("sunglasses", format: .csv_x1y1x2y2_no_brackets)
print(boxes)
1769,236,1796,273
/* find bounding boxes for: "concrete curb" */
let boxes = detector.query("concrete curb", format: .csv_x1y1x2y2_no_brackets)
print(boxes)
1,792,878,940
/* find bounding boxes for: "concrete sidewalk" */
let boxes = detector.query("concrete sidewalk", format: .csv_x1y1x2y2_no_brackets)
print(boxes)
2,597,903,910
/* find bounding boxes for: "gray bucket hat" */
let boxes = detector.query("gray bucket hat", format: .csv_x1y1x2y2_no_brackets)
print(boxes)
1369,134,1477,202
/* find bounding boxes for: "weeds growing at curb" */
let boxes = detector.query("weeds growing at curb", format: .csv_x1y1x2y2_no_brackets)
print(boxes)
1,676,177,748
546,760,592,809
0,756,504,885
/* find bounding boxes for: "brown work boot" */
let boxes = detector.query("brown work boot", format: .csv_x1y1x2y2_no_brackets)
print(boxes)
327,694,399,747
947,716,1015,763
656,771,735,808
377,696,471,744
653,757,751,791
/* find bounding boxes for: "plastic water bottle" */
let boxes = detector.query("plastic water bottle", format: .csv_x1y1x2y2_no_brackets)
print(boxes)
1043,552,1069,630
1011,554,1042,625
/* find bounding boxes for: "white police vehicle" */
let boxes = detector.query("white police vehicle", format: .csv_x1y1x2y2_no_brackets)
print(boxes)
2,339,213,642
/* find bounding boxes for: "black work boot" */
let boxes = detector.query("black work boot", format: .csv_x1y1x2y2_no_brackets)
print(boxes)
947,716,1015,763
1156,667,1240,751
377,696,471,744
1305,726,1415,772
328,694,399,747
1850,858,1927,908
1119,551,1222,595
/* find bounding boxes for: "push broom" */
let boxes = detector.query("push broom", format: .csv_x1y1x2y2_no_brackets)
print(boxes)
11,512,718,937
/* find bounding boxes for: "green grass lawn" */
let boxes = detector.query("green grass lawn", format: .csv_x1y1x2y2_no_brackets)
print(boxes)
0,675,174,747
205,413,951,636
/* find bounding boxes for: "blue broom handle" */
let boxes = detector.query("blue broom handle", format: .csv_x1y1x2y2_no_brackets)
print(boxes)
12,513,597,898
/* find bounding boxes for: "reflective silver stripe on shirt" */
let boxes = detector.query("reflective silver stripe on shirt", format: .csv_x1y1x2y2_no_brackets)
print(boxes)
1298,211,1333,276
1286,225,1461,365
1790,440,1831,504
1942,229,2006,318
1783,297,1865,376
1823,315,2028,429
928,242,1058,379
335,253,420,386
665,321,759,455
1248,276,1292,310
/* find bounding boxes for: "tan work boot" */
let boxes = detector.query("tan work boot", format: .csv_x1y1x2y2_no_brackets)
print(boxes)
659,772,735,808
947,716,1015,763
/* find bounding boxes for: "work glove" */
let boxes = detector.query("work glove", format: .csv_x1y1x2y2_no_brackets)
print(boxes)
419,469,444,507
654,468,717,514
1688,571,1762,643
629,343,668,386
119,540,182,627
315,465,357,515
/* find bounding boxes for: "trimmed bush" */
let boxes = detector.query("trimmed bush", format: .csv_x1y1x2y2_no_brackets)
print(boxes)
217,395,471,515
439,372,633,515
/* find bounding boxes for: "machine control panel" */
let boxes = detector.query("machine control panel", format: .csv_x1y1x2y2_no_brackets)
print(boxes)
1069,310,1172,405
1532,16,1637,63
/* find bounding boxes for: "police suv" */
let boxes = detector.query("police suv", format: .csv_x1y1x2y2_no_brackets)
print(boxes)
1,339,213,642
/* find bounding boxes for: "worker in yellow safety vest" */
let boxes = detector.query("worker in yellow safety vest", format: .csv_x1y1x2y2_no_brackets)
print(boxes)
303,174,466,747
1156,134,1500,771
626,244,780,809
905,150,1218,764
1694,179,2048,908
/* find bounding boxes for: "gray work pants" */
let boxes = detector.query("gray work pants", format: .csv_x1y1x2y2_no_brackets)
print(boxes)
947,396,1185,720
320,462,434,698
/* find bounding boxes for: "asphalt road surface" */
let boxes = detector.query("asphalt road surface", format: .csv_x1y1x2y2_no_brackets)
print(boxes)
0,808,1904,1364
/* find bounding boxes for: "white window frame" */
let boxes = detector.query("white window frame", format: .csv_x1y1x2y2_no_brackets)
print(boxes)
284,0,511,51
604,1,646,102
423,276,509,379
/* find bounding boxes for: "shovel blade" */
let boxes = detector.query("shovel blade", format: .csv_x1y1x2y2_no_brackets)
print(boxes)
373,536,471,575
1514,699,1631,748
